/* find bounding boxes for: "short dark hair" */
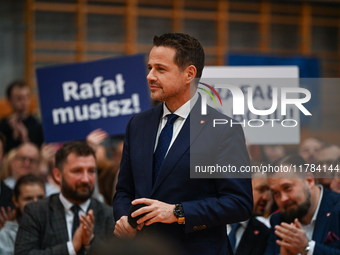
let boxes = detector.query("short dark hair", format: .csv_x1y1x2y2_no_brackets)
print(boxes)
6,80,29,99
55,141,96,170
13,174,45,199
153,33,205,78
270,154,309,178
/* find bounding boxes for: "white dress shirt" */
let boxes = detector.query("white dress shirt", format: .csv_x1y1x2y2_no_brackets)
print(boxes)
59,193,91,255
154,92,198,154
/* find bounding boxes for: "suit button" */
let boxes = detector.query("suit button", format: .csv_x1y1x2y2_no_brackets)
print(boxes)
193,226,198,231
202,225,206,229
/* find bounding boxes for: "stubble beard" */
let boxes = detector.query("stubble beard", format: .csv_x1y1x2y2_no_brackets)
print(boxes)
281,186,311,223
61,176,94,203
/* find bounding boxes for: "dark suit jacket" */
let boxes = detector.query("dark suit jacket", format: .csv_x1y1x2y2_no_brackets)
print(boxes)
113,98,253,255
0,180,14,209
264,188,340,255
15,194,115,255
234,217,270,255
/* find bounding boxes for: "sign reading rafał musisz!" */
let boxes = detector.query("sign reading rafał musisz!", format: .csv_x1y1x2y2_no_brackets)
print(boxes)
36,54,150,143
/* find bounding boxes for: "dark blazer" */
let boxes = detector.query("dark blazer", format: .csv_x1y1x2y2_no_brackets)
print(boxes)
15,194,115,255
113,98,253,255
264,188,340,255
234,217,270,255
0,180,14,209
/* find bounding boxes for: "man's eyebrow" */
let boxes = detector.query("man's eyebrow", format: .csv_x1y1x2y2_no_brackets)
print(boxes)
148,63,167,67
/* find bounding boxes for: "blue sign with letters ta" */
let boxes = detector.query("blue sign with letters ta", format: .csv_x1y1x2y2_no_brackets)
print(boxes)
36,54,150,143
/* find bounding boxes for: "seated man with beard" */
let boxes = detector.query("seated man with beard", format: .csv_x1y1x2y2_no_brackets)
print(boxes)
15,141,115,255
264,155,340,255
227,170,271,255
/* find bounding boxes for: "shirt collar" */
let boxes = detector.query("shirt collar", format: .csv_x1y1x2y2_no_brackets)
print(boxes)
59,193,91,213
240,219,250,228
162,91,198,119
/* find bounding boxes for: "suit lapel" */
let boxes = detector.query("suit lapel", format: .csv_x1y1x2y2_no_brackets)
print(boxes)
312,189,337,243
143,105,163,196
235,217,266,255
50,195,69,243
189,96,209,146
151,97,208,195
88,199,104,235
235,219,254,255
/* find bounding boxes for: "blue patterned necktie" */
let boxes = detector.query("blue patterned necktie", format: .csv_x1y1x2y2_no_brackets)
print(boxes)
229,222,241,252
153,114,179,185
71,205,80,237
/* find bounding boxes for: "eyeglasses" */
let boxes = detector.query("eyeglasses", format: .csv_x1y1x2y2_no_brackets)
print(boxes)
15,155,39,164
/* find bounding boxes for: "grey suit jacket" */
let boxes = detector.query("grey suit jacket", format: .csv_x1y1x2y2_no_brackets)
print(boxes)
15,194,115,255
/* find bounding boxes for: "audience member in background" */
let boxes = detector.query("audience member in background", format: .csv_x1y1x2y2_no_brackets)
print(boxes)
299,137,324,164
0,133,15,228
2,143,58,197
38,143,61,194
0,174,45,255
110,136,124,165
0,133,5,169
315,144,340,190
15,141,115,255
86,129,110,203
97,135,124,205
98,163,120,206
0,81,43,153
0,150,18,186
262,145,286,164
330,158,340,193
264,155,340,255
228,170,271,255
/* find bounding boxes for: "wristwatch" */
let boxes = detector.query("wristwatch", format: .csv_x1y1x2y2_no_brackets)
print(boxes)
174,203,185,224
301,241,311,255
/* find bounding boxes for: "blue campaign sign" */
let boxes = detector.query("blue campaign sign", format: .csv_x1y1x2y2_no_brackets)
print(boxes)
36,54,151,143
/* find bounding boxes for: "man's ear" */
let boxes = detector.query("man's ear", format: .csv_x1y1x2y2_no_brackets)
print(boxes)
185,65,197,83
53,168,62,185
12,196,19,208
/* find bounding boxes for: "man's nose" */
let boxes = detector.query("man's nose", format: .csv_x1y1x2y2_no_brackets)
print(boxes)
262,190,271,201
147,69,156,82
81,171,91,183
280,192,289,203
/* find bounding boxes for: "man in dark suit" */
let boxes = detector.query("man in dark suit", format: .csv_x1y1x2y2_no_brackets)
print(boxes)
228,171,271,255
0,80,44,153
15,141,115,255
264,155,340,255
113,33,253,255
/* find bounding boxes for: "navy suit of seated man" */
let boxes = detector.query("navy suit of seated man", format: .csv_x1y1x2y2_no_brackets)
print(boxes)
264,155,340,255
